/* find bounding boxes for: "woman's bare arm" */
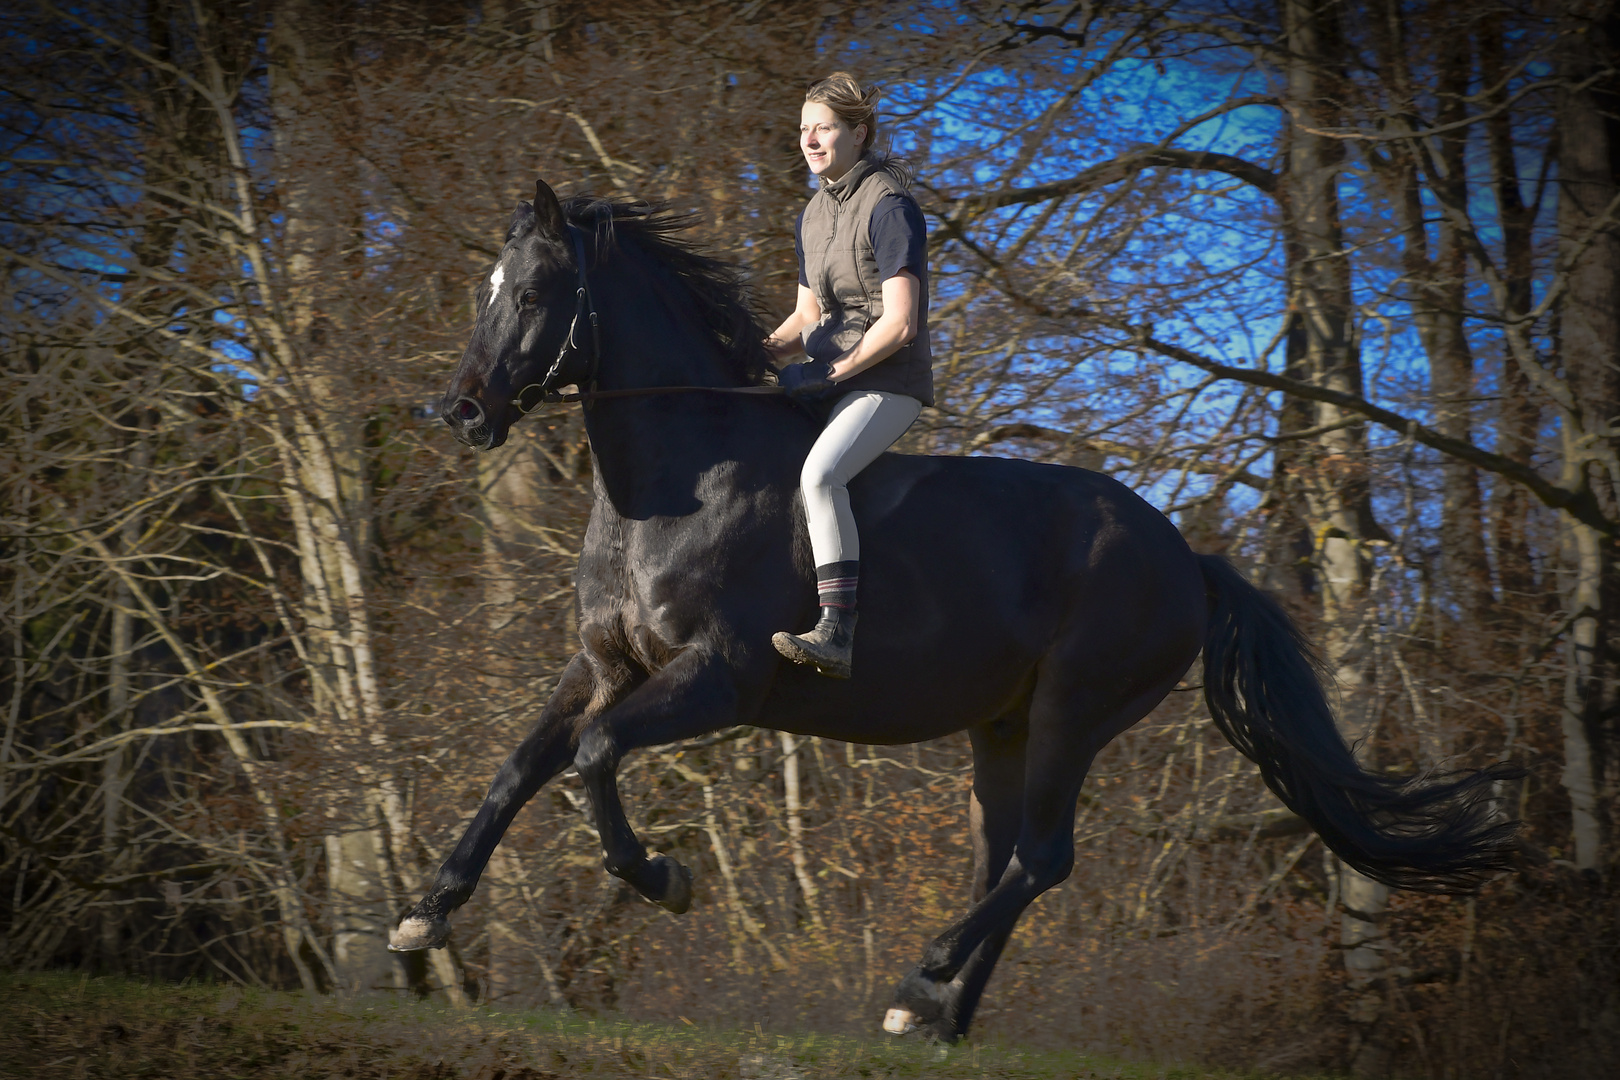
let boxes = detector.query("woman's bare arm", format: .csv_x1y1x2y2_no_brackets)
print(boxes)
828,270,919,381
765,285,823,360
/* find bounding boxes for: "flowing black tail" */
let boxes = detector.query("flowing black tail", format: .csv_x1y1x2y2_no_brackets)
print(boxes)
1198,555,1521,893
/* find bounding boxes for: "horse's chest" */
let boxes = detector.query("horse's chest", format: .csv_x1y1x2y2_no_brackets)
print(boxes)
580,511,746,622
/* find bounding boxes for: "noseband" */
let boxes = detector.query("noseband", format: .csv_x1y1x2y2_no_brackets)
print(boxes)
517,225,601,414
513,222,784,410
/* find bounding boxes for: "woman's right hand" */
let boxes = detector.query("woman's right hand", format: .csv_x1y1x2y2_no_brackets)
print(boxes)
764,335,804,360
765,286,822,360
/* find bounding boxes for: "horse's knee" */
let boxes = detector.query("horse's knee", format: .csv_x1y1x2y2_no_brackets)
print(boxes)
979,846,1074,899
1017,845,1075,892
574,724,617,779
485,761,528,810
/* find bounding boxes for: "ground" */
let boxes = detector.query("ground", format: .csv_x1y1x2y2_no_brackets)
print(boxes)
0,971,1327,1079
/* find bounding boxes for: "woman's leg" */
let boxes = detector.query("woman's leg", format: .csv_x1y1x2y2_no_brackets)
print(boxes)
776,390,921,677
800,390,923,565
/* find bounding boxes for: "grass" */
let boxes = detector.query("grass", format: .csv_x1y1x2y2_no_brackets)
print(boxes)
0,970,1321,1079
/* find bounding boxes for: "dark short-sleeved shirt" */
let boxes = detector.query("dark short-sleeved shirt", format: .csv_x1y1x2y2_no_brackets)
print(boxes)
796,195,927,288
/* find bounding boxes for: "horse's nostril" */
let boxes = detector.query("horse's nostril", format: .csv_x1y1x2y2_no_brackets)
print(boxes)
454,399,482,422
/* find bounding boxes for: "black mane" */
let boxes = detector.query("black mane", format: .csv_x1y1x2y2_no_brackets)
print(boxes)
562,196,772,386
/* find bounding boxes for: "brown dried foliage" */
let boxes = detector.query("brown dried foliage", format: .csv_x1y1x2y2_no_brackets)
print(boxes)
2,3,1618,1078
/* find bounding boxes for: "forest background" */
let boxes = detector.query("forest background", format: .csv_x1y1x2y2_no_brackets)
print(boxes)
4,1,1620,1077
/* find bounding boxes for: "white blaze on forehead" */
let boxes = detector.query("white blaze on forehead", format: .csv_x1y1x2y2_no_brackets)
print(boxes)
486,261,506,307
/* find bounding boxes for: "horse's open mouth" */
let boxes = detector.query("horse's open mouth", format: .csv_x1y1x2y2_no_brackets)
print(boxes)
457,421,500,450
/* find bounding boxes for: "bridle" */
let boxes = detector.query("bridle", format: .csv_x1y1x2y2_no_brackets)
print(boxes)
514,224,783,412
516,226,602,413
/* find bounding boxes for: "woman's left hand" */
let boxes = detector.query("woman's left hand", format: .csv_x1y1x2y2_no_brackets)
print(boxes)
777,359,837,399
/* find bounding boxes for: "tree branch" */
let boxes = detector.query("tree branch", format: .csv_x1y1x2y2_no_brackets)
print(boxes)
926,146,1278,219
1126,331,1614,535
938,232,1613,536
967,422,1269,490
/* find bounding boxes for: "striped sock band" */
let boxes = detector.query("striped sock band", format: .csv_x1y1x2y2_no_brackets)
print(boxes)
815,561,859,612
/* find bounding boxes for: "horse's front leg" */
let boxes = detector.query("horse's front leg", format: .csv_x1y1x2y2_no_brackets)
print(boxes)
391,652,599,951
572,647,741,913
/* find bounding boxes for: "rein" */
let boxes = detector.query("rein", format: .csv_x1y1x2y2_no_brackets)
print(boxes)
548,384,784,403
514,223,786,412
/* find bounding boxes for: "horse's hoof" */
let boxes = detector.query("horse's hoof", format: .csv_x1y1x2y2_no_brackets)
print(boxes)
388,914,450,952
889,966,950,1029
883,1007,919,1035
646,853,693,914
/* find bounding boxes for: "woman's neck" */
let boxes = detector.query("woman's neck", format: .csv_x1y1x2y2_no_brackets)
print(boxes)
821,154,872,190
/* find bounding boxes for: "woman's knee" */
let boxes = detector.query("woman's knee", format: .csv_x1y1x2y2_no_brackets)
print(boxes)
800,458,842,495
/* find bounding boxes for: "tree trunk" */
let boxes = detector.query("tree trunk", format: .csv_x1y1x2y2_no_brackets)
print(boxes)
1416,24,1494,627
1479,13,1543,620
99,435,149,972
99,577,132,971
476,439,552,997
270,0,402,992
1563,520,1606,870
1556,0,1620,872
485,846,525,1005
325,825,402,993
780,733,824,931
1282,1,1390,1070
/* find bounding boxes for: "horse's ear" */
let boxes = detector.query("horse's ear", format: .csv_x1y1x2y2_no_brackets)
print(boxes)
508,200,535,240
533,178,565,237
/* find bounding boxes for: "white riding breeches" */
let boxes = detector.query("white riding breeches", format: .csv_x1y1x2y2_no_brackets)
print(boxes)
801,390,922,566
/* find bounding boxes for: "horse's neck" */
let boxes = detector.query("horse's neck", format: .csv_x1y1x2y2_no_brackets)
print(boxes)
581,247,815,516
593,249,737,391
584,394,809,519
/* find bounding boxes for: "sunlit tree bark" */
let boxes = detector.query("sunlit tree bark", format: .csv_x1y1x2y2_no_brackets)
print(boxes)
1554,0,1620,873
269,0,404,994
1280,0,1389,973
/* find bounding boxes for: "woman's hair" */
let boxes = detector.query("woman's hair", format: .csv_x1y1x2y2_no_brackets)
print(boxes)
804,71,913,189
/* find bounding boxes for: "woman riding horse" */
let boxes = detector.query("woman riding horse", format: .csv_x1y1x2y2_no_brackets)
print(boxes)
766,72,932,679
409,163,1521,1043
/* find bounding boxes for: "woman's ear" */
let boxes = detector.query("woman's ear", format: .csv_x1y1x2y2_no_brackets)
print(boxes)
854,123,868,149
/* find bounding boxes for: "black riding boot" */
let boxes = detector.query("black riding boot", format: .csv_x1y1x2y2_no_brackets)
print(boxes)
772,605,858,679
774,560,859,678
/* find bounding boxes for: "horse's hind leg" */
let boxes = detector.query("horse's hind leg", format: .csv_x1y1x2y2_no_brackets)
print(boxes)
887,676,1181,1040
885,712,1028,1041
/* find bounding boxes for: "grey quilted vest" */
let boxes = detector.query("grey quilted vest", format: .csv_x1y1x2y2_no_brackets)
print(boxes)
799,156,934,406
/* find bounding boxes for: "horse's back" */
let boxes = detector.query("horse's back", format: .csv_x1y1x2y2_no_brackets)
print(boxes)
761,452,1206,743
856,452,1199,597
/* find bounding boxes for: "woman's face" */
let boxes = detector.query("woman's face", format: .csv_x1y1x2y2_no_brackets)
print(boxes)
800,102,866,182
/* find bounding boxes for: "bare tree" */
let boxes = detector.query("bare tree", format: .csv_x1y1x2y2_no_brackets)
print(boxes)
3,1,1617,1073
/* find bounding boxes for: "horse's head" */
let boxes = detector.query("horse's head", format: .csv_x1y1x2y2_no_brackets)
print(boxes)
441,178,593,450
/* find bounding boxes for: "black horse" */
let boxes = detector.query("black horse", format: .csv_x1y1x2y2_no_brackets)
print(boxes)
392,179,1518,1041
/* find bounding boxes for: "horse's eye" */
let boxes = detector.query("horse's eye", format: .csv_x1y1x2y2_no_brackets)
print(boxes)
520,289,539,307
